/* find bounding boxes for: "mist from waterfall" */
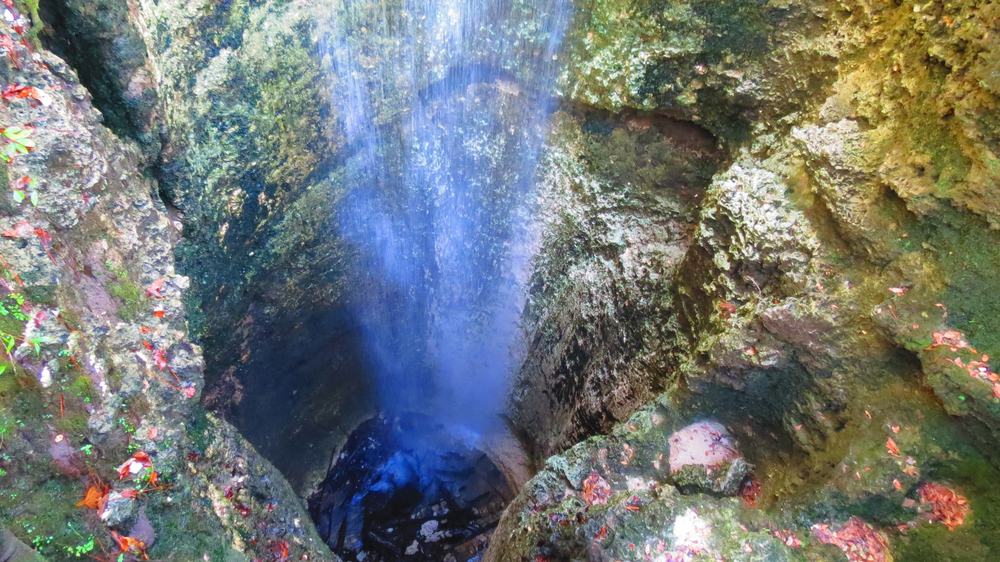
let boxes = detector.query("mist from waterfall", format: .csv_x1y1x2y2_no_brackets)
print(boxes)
323,0,571,433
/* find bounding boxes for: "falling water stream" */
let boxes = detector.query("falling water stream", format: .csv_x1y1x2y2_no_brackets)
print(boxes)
327,0,571,426
310,1,572,559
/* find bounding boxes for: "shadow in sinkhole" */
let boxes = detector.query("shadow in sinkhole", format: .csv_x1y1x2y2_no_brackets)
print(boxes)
309,414,518,562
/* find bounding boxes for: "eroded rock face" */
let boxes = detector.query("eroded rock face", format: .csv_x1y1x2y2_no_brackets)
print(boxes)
0,5,332,561
509,109,722,459
493,0,1000,559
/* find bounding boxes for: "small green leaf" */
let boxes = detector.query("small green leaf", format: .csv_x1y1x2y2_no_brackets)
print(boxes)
12,190,24,203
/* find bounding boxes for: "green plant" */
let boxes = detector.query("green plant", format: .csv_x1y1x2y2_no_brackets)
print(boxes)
63,524,96,558
117,416,136,434
0,292,28,320
1,126,35,162
11,175,38,205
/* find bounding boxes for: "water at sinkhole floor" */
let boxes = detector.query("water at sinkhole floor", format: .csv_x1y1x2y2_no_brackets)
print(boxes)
309,414,520,562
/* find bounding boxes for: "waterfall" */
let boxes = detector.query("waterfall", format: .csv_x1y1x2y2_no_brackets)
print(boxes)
323,0,572,432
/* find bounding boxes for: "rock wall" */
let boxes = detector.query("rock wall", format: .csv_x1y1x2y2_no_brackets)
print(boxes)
491,0,1000,559
49,0,377,493
0,4,333,560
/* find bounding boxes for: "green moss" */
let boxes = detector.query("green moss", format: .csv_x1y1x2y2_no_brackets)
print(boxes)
107,264,146,322
145,491,241,561
14,0,42,48
22,285,56,306
53,412,88,439
248,29,325,188
65,375,93,403
691,0,771,56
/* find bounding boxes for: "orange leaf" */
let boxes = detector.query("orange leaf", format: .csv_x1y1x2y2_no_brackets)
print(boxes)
886,438,901,457
111,531,148,559
76,484,108,511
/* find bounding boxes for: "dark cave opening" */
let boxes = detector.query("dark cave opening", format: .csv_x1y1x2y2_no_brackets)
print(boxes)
308,414,518,562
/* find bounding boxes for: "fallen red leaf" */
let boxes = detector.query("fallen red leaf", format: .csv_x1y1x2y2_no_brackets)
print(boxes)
2,84,42,105
116,451,153,480
152,309,165,318
581,471,612,506
886,438,901,457
772,529,802,549
919,482,970,531
811,517,890,562
270,540,290,561
930,329,971,351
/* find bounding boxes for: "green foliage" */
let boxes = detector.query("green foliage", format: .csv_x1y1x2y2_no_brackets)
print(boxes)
10,175,39,206
1,126,35,162
13,1,42,48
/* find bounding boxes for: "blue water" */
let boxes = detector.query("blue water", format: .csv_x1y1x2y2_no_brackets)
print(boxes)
323,0,572,433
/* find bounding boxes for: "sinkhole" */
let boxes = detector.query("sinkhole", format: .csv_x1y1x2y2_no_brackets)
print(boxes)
308,414,522,562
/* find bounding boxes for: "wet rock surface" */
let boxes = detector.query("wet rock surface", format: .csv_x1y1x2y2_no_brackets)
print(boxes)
310,415,515,562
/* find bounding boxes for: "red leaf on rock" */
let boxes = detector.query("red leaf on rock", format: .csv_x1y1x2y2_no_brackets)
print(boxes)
581,471,612,506
270,540,290,561
811,517,890,562
624,495,642,512
33,227,51,247
772,529,802,549
919,482,970,530
2,84,42,105
930,329,971,351
111,531,148,559
116,451,153,480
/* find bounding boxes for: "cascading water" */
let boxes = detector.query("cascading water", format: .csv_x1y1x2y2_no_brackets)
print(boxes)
309,1,571,559
327,0,570,427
